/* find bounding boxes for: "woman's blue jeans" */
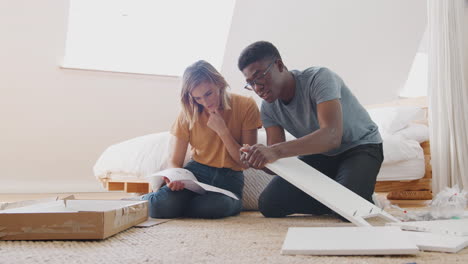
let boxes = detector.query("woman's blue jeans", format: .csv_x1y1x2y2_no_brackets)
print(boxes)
142,160,244,219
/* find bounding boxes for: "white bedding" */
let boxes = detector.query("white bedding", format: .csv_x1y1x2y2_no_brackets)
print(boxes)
377,157,425,181
93,132,190,182
375,131,426,181
93,126,428,182
368,106,429,182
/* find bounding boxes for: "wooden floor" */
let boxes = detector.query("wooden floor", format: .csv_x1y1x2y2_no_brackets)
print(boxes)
0,192,430,208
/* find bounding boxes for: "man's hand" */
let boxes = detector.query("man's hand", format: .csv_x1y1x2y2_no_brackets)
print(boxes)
240,144,280,169
163,177,185,191
207,109,228,136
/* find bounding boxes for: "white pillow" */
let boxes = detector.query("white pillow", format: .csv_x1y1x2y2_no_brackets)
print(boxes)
394,123,429,143
242,168,274,210
367,106,425,135
93,132,191,183
381,134,424,165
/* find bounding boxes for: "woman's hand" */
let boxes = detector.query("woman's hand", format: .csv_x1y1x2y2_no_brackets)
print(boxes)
240,144,251,168
207,109,228,136
163,177,185,191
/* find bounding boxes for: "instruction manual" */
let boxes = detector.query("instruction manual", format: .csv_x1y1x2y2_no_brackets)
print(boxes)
146,168,238,200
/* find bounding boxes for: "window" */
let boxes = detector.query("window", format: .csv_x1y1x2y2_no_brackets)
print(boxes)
63,0,236,76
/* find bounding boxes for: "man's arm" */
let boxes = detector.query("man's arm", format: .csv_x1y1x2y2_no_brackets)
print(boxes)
262,126,285,174
244,99,343,169
271,99,343,158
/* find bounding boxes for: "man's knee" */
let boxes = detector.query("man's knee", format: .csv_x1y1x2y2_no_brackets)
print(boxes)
338,178,375,203
258,190,286,218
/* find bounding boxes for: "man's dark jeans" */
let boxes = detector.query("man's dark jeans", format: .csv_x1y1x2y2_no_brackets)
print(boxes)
258,143,384,217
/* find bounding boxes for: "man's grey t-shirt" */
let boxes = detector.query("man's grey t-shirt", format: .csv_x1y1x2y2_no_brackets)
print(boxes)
261,67,382,156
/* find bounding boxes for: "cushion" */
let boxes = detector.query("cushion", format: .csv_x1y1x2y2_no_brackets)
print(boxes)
381,134,423,165
242,168,274,210
93,132,191,183
393,123,429,143
367,106,425,135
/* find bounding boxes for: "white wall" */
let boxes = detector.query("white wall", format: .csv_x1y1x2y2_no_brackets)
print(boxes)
0,0,427,193
0,0,181,193
222,0,427,105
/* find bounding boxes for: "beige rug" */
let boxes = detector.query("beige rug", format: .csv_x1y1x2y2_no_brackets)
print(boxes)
1,212,468,264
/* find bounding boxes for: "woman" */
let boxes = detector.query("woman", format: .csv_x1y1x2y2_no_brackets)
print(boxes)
143,60,261,219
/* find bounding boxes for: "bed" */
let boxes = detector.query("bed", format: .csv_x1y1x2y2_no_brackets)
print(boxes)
366,96,432,200
94,97,432,210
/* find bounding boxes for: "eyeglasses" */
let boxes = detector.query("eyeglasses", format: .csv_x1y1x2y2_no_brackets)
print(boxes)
244,60,276,91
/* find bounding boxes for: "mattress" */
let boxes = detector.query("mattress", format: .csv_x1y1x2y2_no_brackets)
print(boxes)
376,157,425,181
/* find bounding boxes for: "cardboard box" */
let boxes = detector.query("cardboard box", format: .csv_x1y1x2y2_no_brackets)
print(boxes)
0,198,148,240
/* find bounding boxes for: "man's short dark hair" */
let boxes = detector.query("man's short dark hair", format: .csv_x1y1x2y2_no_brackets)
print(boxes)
238,41,282,71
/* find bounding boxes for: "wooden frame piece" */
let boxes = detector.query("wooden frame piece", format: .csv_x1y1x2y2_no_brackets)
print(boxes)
106,180,151,194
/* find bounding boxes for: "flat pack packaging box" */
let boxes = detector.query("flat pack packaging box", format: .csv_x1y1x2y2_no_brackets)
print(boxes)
0,198,148,240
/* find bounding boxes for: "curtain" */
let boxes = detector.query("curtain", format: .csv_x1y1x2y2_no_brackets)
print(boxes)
427,0,468,193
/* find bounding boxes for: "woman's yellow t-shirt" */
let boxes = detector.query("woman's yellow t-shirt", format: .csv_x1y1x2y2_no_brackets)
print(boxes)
171,93,261,171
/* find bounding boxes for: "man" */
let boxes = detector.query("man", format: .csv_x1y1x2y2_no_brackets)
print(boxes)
238,41,383,218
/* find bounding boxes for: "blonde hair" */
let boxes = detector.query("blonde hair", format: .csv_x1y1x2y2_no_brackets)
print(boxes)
180,60,231,128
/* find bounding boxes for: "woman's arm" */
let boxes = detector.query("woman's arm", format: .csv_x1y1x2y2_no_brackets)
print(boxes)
168,136,189,168
219,128,257,168
207,109,258,168
266,125,286,146
166,135,189,191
